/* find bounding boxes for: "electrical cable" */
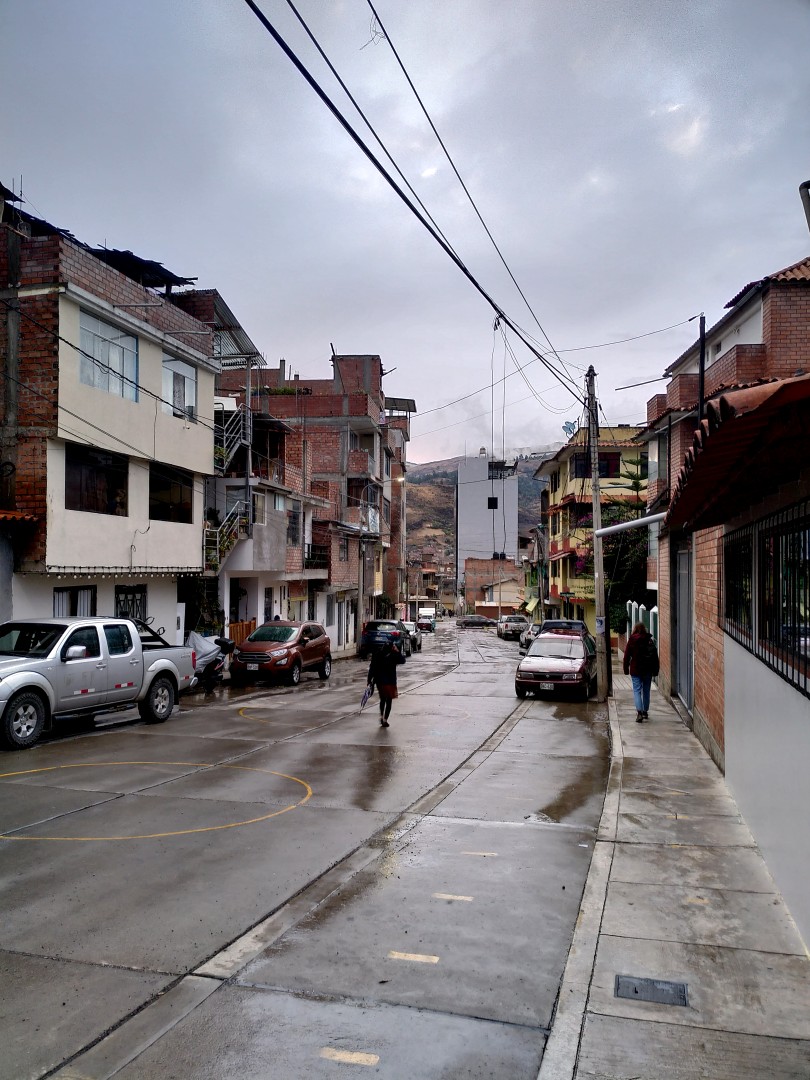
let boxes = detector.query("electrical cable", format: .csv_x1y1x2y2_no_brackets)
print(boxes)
281,0,462,263
240,0,581,403
365,0,580,387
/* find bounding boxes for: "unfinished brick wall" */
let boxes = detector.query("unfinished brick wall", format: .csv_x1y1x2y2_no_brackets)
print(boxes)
704,344,767,395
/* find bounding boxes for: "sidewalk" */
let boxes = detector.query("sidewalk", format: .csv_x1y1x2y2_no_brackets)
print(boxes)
539,674,810,1080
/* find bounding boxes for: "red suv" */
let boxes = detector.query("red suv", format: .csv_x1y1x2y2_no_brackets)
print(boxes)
230,621,331,685
514,629,596,700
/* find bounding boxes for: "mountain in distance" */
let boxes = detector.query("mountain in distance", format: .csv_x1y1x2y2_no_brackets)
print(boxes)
405,444,562,552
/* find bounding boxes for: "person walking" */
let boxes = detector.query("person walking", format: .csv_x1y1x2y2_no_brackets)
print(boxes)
367,641,405,727
623,621,659,722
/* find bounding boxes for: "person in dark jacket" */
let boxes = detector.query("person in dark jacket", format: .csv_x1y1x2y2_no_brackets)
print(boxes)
623,621,659,722
367,641,405,727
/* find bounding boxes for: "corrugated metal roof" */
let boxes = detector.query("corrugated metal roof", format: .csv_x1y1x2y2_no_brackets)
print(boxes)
666,373,810,531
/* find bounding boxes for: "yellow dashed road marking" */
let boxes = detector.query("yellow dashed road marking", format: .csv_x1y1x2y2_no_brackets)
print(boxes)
388,950,440,964
320,1048,380,1066
433,892,473,902
0,762,311,841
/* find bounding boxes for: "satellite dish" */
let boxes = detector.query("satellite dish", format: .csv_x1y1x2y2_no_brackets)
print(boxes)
562,421,576,437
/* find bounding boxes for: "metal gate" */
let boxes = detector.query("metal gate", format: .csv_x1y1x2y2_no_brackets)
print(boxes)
675,544,693,710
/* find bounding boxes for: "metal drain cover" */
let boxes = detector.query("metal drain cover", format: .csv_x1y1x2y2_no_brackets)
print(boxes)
614,974,689,1006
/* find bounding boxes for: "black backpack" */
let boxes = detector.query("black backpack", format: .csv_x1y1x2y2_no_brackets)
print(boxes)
639,633,660,676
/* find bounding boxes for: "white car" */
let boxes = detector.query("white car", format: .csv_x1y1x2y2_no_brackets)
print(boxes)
402,621,423,651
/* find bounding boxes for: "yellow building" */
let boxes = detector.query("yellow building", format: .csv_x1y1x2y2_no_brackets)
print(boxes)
533,427,647,632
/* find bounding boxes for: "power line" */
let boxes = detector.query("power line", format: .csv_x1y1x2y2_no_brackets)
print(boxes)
240,0,581,403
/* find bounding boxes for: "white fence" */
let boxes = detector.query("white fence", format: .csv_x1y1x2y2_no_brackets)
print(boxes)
626,600,659,649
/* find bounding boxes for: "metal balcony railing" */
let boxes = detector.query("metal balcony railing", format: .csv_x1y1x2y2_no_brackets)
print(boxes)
204,500,249,572
303,543,329,569
214,404,250,474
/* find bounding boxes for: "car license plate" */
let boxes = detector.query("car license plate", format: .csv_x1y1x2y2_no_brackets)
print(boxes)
247,663,259,671
539,681,554,690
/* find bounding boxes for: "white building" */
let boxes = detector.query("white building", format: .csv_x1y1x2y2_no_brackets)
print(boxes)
455,450,519,580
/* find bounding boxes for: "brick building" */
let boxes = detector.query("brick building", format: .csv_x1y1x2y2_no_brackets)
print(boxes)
640,254,810,942
217,354,414,649
0,186,217,636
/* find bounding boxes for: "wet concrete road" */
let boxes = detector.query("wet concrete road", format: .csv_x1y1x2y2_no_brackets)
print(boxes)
0,624,609,1079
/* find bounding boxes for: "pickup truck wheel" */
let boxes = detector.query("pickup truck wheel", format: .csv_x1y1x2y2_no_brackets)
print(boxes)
318,656,332,679
289,661,302,686
2,691,46,749
138,676,176,724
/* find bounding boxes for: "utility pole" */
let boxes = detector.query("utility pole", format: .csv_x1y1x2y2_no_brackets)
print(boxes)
586,366,608,702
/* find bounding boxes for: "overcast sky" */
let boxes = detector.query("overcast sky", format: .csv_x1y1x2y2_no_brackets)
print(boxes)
3,0,809,463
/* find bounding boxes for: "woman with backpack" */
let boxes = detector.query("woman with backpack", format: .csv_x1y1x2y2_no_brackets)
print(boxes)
623,622,660,722
367,641,406,727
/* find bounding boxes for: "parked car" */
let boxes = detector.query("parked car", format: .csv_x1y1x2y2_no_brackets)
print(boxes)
0,617,197,749
230,621,332,685
514,629,597,700
518,622,543,654
456,614,497,629
358,619,411,660
416,615,434,633
497,615,530,640
402,621,423,651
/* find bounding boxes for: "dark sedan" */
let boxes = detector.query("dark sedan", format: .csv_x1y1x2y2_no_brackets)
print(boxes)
456,614,497,629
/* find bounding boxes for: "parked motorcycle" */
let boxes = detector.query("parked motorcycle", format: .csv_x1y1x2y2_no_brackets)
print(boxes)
186,631,235,694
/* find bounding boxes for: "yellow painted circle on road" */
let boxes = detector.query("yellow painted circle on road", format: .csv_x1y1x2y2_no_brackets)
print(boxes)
0,761,312,841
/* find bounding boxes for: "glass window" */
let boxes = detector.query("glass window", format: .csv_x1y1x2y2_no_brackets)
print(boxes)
80,311,138,401
115,585,147,621
339,536,349,561
287,499,302,545
104,624,134,655
253,493,266,526
65,443,128,516
62,626,101,659
162,356,197,420
149,464,193,523
53,585,97,616
326,594,335,626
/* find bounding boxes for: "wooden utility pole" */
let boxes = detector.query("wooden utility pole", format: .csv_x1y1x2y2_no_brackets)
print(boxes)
586,366,608,701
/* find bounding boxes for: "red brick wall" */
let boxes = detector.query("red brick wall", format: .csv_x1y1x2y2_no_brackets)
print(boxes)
666,373,698,411
647,394,668,423
692,525,725,754
463,557,519,607
328,532,359,588
762,285,810,376
657,534,671,694
704,343,767,395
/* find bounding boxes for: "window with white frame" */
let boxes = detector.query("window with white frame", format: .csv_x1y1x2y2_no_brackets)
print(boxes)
253,492,266,526
162,356,197,420
53,585,97,617
80,311,138,401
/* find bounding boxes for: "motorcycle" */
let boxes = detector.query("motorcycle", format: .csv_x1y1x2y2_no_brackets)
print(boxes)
186,631,235,694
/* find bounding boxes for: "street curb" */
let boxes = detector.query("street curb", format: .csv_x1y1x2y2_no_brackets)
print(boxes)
536,696,623,1080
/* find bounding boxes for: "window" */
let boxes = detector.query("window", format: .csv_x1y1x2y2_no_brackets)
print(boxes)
273,493,286,512
104,623,134,655
549,470,559,494
62,626,101,659
149,464,193,523
723,499,809,697
115,585,147,622
53,585,97,617
65,443,128,516
162,356,197,420
80,311,138,401
253,493,266,526
326,594,335,626
569,452,621,480
384,453,391,478
339,536,349,562
383,498,391,525
287,499,302,545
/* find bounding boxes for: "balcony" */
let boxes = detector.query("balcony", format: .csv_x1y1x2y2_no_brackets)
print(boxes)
304,543,329,570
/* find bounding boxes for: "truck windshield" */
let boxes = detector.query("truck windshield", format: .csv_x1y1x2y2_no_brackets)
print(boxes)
0,623,67,657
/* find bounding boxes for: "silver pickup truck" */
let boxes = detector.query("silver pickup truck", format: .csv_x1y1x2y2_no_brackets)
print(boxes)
0,618,197,750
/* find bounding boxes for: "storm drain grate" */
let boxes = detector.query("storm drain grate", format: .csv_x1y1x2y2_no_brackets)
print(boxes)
614,974,689,1007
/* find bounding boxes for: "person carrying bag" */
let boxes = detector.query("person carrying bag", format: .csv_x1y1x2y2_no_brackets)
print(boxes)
367,641,405,727
623,622,659,722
